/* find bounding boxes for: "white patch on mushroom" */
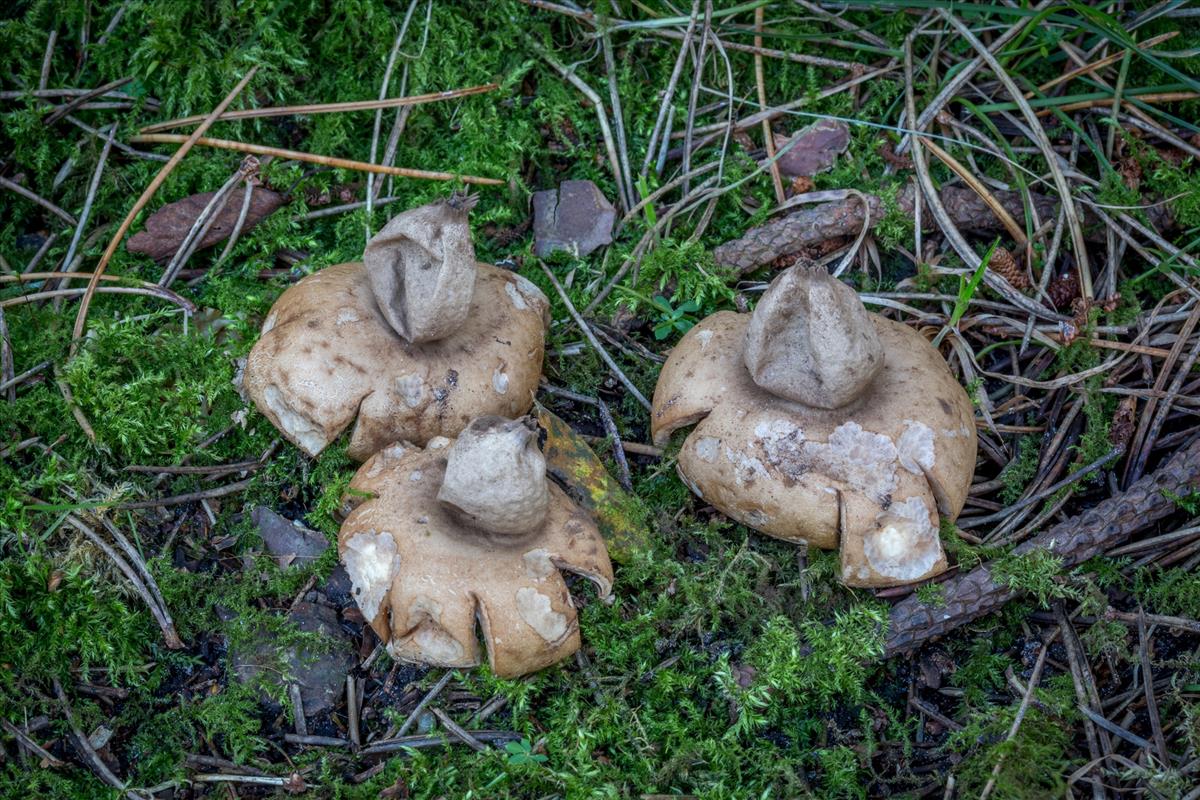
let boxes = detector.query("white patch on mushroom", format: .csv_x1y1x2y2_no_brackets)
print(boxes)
396,374,425,408
522,548,556,578
862,496,940,581
508,275,547,312
505,282,528,310
515,587,569,643
409,470,423,482
814,422,898,501
757,420,898,502
896,421,936,474
694,436,720,463
427,436,450,450
696,329,714,349
723,445,769,485
401,595,465,662
262,385,328,455
492,366,509,395
410,625,465,663
343,531,401,623
335,307,360,326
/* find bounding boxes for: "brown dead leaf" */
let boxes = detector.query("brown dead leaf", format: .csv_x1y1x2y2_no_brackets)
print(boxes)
769,118,850,178
127,186,285,262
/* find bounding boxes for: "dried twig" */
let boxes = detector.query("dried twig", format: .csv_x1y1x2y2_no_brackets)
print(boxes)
885,435,1200,656
71,66,260,349
0,175,77,226
539,260,650,411
129,134,502,186
140,83,496,133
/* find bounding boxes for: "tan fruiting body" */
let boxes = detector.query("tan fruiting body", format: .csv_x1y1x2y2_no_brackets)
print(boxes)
651,263,977,588
743,262,883,408
244,198,549,460
337,421,614,678
362,195,478,343
437,416,550,535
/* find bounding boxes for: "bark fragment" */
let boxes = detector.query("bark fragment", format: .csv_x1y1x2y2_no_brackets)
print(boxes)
884,437,1200,657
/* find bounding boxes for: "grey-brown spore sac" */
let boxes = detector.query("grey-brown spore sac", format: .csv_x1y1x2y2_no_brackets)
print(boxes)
363,194,480,344
437,415,549,535
743,262,883,409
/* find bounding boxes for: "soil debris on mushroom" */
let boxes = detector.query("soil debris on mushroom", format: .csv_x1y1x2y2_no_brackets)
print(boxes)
651,261,977,588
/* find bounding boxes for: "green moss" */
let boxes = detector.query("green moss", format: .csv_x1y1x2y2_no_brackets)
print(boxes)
992,549,1081,608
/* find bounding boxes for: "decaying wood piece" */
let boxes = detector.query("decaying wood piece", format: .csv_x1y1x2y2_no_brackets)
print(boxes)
884,436,1200,657
713,182,1173,274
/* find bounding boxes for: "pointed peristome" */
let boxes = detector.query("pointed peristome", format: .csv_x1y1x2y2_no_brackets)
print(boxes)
743,262,883,409
362,194,479,343
437,415,549,535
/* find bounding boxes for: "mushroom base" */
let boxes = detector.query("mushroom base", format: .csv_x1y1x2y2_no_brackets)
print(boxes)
652,311,977,588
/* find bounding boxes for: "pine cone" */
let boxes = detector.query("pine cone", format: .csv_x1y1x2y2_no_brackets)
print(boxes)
1047,271,1080,309
989,247,1029,289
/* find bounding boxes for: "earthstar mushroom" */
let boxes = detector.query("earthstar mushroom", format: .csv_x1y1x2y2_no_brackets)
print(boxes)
338,416,614,677
244,196,549,460
651,262,977,588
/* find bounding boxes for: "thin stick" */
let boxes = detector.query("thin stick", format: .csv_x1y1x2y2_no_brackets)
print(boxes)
2,286,195,312
53,679,130,793
0,360,50,393
64,515,182,648
367,0,421,235
940,11,1091,300
0,718,65,767
57,124,117,294
110,477,255,510
1032,31,1176,95
43,76,132,124
979,641,1050,800
0,175,77,225
755,6,785,206
130,134,502,186
140,83,496,133
0,308,12,402
596,396,633,491
215,180,255,265
1136,610,1169,766
159,167,243,287
71,66,260,349
395,670,454,738
430,708,486,753
641,1,699,177
539,261,650,411
54,370,95,442
346,676,361,747
601,30,636,210
289,684,308,737
359,729,521,756
39,29,57,91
